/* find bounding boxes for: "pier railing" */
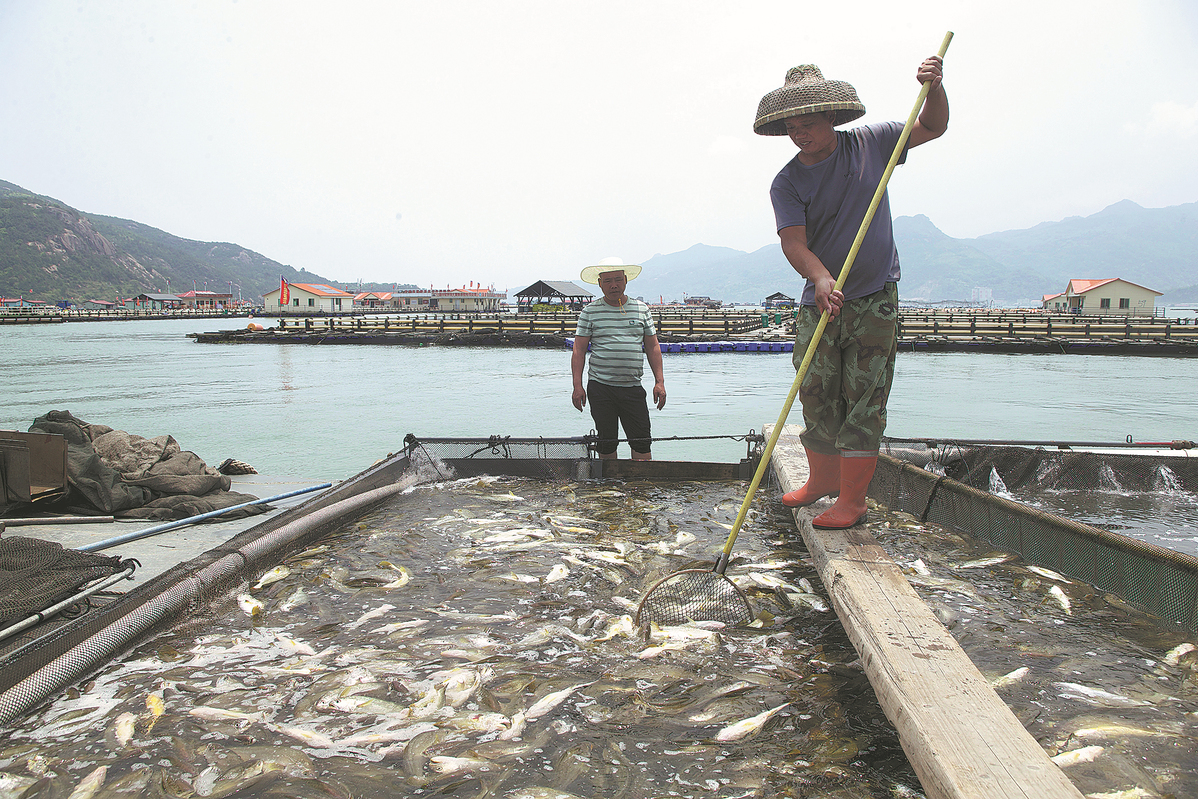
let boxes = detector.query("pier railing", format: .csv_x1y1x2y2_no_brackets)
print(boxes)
897,310,1198,340
272,309,770,337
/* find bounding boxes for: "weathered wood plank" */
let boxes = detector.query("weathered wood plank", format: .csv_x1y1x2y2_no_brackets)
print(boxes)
766,423,1084,799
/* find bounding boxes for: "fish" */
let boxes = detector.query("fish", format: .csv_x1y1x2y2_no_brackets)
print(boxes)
1047,585,1072,615
715,702,791,741
636,641,697,659
236,594,264,618
144,690,165,731
379,561,412,588
1070,722,1177,741
505,789,589,799
593,615,637,642
486,492,525,502
274,632,317,656
428,755,495,774
499,709,527,740
545,563,570,583
954,555,1013,569
252,565,291,590
438,666,491,707
65,765,107,799
991,666,1029,688
648,623,720,643
905,558,931,576
189,706,266,724
112,711,137,746
264,722,338,749
526,681,594,720
442,711,512,733
1053,682,1149,708
345,603,396,629
1027,565,1070,582
329,696,411,717
498,572,541,584
0,773,39,796
1050,745,1104,767
372,618,430,635
276,586,310,611
782,591,829,613
1163,642,1197,666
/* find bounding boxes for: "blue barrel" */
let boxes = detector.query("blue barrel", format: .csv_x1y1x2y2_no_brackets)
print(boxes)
782,341,794,352
683,343,695,352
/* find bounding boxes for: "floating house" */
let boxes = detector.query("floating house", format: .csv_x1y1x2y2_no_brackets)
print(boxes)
354,291,396,310
763,291,796,309
1043,278,1162,316
514,281,593,312
123,293,183,310
176,290,235,310
395,287,506,313
262,283,355,315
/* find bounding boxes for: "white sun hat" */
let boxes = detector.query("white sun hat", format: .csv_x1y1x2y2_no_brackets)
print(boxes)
580,256,642,285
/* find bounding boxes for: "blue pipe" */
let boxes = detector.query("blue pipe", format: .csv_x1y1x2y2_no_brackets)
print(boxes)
77,483,333,552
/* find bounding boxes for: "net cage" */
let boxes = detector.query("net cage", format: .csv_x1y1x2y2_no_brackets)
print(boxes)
401,432,766,481
0,452,421,726
872,439,1198,631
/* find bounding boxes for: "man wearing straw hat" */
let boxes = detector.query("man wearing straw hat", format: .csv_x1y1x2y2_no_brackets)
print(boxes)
755,55,948,528
572,258,666,460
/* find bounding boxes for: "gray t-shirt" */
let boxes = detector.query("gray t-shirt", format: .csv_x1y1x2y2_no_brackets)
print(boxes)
770,121,908,305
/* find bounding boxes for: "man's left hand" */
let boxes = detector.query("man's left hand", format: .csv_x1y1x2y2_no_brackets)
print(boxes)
916,55,943,89
653,382,666,410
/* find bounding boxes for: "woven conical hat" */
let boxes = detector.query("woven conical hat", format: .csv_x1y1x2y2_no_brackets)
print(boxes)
754,64,865,135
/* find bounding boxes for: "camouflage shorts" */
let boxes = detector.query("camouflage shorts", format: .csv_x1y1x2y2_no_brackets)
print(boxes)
792,283,897,455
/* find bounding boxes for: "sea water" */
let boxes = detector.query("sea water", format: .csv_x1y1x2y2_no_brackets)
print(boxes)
2,318,1197,551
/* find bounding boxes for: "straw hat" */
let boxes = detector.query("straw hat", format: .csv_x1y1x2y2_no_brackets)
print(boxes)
580,257,642,285
753,64,865,135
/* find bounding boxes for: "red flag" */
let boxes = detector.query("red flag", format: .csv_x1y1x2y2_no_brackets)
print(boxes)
280,276,290,305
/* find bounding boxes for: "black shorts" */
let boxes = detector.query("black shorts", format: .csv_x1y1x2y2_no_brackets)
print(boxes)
587,380,652,455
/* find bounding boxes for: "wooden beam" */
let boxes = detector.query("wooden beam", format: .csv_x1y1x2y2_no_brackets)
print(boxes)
597,459,743,481
766,424,1084,799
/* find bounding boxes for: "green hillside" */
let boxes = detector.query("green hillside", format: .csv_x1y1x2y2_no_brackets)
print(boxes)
0,180,328,303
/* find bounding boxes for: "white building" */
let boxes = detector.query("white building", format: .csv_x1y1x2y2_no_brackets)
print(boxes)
262,282,355,315
1043,278,1162,316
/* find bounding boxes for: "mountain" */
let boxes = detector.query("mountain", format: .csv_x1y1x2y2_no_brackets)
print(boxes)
0,180,330,303
2,177,1195,307
636,201,1198,306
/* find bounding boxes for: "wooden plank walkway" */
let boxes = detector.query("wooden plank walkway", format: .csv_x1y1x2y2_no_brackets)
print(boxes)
185,309,1198,353
767,423,1085,799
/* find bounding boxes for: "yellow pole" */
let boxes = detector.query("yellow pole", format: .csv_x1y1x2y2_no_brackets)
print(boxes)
716,32,953,572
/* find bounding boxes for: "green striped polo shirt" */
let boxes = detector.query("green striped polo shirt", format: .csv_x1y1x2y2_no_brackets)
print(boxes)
575,297,656,387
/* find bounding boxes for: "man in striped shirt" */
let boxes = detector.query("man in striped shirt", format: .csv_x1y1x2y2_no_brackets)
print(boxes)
571,260,666,460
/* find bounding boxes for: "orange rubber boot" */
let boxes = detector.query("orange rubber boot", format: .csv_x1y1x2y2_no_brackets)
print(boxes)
781,449,840,507
812,455,877,529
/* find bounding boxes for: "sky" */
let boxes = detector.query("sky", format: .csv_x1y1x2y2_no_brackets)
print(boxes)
2,1,1196,295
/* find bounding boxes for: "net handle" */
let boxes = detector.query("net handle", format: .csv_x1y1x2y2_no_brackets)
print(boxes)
714,32,953,575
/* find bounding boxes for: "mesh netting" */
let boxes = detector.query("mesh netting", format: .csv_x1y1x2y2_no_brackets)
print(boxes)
402,435,595,481
636,569,754,626
0,537,134,627
892,443,1198,494
870,447,1198,631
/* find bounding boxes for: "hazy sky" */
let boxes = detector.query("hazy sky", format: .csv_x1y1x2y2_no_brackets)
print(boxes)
2,1,1195,294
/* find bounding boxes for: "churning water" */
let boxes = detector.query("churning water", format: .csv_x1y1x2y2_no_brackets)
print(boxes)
2,476,1195,797
2,318,1197,550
